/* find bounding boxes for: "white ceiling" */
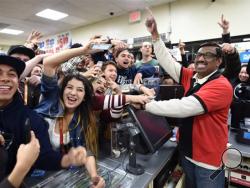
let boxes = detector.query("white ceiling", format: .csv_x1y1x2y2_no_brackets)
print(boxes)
0,0,174,46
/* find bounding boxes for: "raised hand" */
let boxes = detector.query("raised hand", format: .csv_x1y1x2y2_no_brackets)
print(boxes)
133,73,143,84
26,30,43,45
86,35,109,51
145,8,159,40
218,14,230,34
106,78,121,93
178,39,186,55
25,30,43,50
80,68,99,78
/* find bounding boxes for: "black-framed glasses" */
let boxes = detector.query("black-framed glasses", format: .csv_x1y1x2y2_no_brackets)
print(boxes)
0,131,14,150
195,52,218,61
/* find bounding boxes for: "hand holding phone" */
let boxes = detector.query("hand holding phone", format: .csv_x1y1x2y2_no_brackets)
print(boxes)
24,118,31,144
91,43,112,50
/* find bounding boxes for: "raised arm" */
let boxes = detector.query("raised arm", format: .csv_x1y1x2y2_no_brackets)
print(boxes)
43,37,106,77
43,45,90,77
218,14,231,43
145,8,181,83
179,39,188,67
20,54,50,79
24,30,43,51
221,43,241,81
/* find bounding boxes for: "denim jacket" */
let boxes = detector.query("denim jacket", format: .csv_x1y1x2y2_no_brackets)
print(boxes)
35,74,85,149
35,74,64,118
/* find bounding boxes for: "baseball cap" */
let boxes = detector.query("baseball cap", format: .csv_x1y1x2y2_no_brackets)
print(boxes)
0,55,26,77
7,45,35,60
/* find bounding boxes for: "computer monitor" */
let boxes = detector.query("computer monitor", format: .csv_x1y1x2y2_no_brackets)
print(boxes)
231,99,250,130
158,85,184,100
127,106,172,154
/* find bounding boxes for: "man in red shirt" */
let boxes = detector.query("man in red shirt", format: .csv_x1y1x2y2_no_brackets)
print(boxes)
143,10,233,188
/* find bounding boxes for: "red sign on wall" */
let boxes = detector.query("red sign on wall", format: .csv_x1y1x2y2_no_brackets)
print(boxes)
129,11,141,23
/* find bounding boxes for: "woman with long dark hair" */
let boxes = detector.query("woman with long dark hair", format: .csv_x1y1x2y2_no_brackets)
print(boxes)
35,38,150,187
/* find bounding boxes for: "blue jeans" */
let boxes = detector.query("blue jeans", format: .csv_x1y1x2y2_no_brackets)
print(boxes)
181,156,225,188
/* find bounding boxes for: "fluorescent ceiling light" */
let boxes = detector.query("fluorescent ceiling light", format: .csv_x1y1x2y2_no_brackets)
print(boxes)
36,9,68,21
0,28,23,35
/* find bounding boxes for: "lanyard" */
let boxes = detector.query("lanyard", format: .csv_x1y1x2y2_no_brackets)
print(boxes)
58,114,81,154
24,78,28,105
59,117,65,154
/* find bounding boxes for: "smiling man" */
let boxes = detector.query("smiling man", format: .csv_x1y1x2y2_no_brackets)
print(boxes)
143,11,233,188
114,48,137,85
0,55,106,187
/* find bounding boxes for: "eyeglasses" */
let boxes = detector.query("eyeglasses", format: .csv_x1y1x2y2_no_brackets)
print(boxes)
0,131,14,151
195,52,218,61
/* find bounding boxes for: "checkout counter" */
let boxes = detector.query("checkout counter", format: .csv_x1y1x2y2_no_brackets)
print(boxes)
229,131,250,158
24,141,177,188
24,107,178,188
228,130,250,187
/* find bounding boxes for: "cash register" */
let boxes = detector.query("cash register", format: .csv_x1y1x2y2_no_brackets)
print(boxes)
231,83,250,144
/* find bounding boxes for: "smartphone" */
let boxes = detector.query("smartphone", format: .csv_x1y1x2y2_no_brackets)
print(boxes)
96,61,103,67
24,118,31,144
91,43,112,50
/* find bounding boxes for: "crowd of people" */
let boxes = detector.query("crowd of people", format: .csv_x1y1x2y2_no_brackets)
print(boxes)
0,8,249,188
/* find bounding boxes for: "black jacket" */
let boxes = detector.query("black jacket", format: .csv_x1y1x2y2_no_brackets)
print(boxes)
0,93,62,175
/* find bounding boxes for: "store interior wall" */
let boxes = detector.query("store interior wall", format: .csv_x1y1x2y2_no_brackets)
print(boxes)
71,0,250,44
0,45,10,53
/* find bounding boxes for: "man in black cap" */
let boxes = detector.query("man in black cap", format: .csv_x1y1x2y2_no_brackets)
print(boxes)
0,55,102,187
7,45,35,62
7,45,48,108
